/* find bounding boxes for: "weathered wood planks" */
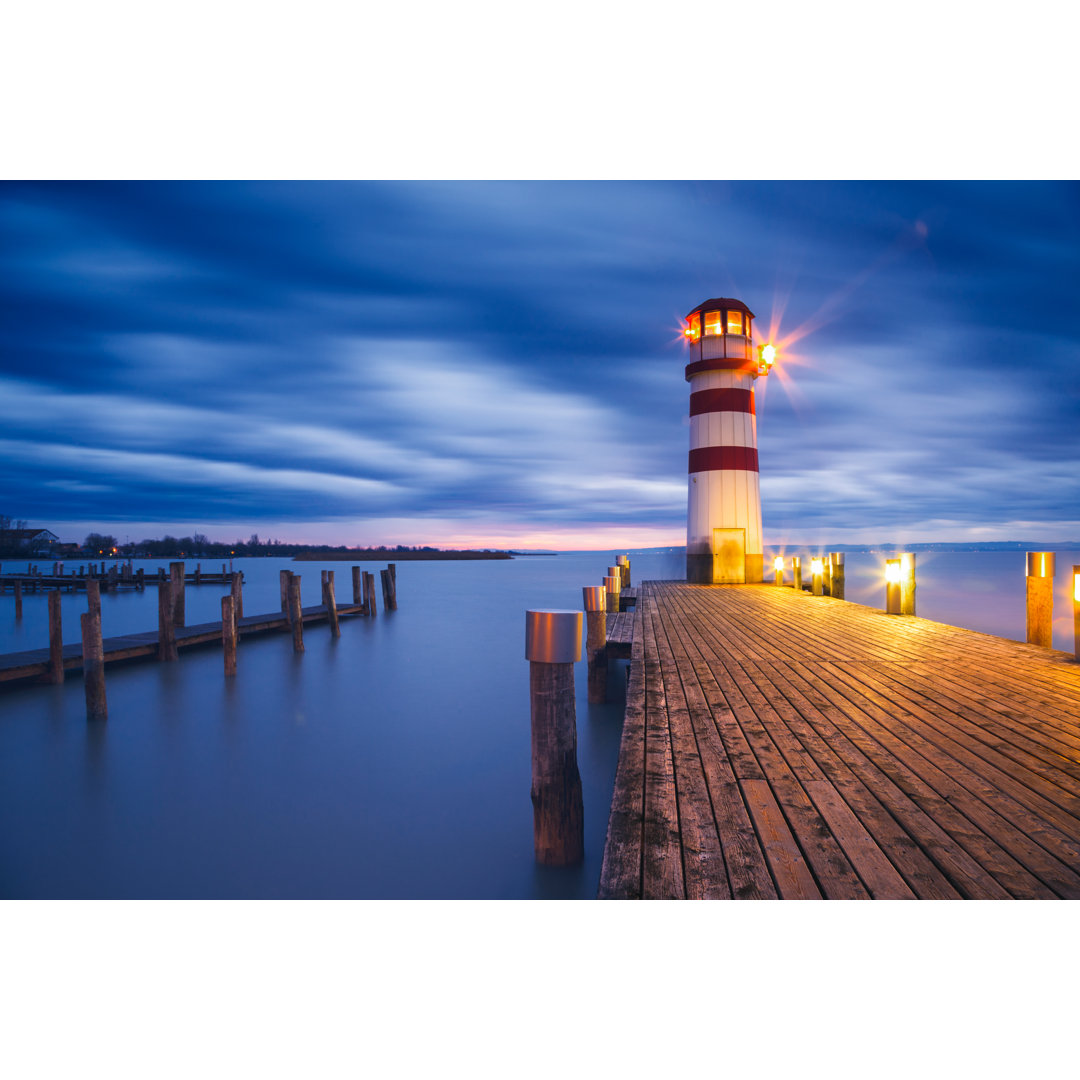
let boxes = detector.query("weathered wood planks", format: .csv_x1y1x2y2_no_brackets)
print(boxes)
599,581,1080,900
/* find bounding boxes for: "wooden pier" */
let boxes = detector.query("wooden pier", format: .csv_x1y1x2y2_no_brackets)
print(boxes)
0,601,366,684
599,581,1080,900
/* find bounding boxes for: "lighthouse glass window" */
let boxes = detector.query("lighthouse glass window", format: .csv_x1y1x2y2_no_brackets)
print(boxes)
703,311,723,336
726,310,744,335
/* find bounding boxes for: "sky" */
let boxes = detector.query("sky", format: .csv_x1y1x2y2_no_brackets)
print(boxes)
1,180,1078,550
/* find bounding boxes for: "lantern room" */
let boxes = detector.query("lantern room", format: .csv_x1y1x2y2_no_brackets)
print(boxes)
684,298,772,376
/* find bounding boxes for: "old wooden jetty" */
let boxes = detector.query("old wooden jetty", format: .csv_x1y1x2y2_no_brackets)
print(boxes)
0,601,367,684
599,581,1080,900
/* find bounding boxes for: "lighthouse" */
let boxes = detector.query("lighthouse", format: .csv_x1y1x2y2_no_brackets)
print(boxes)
683,297,773,584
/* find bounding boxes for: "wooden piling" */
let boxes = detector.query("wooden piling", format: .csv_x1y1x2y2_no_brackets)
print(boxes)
14,580,22,619
364,571,377,616
87,578,101,620
157,581,178,661
830,552,846,601
320,569,329,606
221,595,237,676
388,563,396,586
1026,552,1055,648
899,552,916,616
326,570,340,637
195,564,202,585
280,569,291,613
80,611,107,721
351,565,362,606
583,585,607,704
230,572,243,634
47,590,64,684
136,567,144,589
381,567,397,610
288,575,304,653
526,610,585,865
169,562,185,627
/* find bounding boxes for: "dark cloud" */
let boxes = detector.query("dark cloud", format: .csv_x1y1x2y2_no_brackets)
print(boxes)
1,181,1077,546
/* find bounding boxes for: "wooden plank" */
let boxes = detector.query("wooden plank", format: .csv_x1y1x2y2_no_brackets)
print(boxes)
739,779,821,899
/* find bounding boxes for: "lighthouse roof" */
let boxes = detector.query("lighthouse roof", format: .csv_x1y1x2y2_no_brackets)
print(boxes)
685,297,755,320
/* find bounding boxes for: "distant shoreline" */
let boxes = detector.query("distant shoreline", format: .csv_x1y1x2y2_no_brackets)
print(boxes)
293,550,513,562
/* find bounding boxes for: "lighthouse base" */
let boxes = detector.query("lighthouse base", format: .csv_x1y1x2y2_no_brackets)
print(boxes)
685,552,764,585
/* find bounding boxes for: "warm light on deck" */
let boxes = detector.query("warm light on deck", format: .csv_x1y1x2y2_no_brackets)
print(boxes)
885,562,901,584
811,558,823,575
773,556,784,572
1074,570,1080,603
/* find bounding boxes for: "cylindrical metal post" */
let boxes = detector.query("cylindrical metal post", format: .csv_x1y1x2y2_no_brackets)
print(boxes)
169,562,185,627
899,552,915,616
1026,552,1055,648
830,553,846,601
526,609,584,865
773,555,784,586
583,585,608,704
47,590,64,684
604,574,620,614
158,581,178,661
811,557,824,597
81,611,108,721
289,575,304,653
885,559,901,614
221,595,237,676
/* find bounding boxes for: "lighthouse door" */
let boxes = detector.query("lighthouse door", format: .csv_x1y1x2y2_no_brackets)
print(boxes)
712,528,746,584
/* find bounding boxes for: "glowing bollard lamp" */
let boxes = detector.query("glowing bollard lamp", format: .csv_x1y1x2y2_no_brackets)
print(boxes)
773,556,784,586
1073,565,1080,661
1025,552,1055,648
885,559,902,614
811,557,824,596
899,552,916,616
604,574,620,614
525,609,584,865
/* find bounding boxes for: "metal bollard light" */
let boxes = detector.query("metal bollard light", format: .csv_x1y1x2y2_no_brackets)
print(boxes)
526,609,584,865
1026,552,1055,648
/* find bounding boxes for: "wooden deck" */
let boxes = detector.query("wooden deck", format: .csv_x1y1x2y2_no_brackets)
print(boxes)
599,581,1080,900
605,611,634,660
0,603,366,684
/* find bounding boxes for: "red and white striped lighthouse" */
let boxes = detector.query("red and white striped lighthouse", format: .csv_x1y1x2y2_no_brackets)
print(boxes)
683,297,773,584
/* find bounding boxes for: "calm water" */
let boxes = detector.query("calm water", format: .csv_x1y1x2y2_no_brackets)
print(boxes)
1,549,1077,898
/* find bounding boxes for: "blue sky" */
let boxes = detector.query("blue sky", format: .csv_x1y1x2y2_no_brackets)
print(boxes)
2,180,1077,549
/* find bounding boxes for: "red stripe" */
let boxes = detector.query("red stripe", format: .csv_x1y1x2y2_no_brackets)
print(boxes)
688,446,759,473
685,358,756,380
689,388,755,417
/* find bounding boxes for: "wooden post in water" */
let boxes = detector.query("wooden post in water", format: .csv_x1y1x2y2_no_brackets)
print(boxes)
326,570,340,637
136,567,144,590
830,553,846,601
1026,552,1055,648
81,611,107,722
380,569,391,610
47,590,64,684
351,565,362,606
280,569,291,613
388,563,396,586
381,567,397,610
169,562,185,627
230,572,243,635
195,563,202,585
288,575,304,653
583,585,607,704
526,609,584,865
899,552,916,616
158,581,178,661
320,569,329,606
604,574,620,614
14,580,22,620
885,559,902,614
221,595,237,676
364,571,377,616
87,578,101,620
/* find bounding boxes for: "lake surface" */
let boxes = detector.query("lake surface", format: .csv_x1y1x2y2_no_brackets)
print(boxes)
1,548,1077,898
